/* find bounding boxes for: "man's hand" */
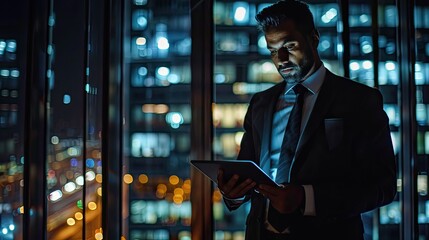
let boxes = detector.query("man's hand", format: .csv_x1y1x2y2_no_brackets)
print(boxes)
258,184,305,214
217,168,256,199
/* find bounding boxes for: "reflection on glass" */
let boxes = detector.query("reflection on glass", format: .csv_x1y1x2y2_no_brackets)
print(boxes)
132,10,150,30
214,2,258,26
215,63,237,83
247,60,281,83
384,104,400,127
310,4,338,27
130,200,191,225
215,32,250,54
349,4,371,27
380,5,398,28
232,2,250,25
131,133,171,158
131,64,190,87
44,0,105,238
349,60,375,87
379,61,399,85
0,2,28,240
318,34,339,58
213,104,247,129
350,34,374,58
380,201,401,224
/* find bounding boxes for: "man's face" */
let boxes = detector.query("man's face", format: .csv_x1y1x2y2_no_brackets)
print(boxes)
264,20,316,84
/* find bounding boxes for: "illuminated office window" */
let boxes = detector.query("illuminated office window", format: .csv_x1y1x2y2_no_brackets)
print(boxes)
415,0,429,238
123,0,192,239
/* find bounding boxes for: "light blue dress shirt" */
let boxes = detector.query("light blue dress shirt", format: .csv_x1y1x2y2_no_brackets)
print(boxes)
263,65,326,233
269,65,326,181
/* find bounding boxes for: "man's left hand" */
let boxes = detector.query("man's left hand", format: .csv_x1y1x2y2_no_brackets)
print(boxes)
258,184,305,214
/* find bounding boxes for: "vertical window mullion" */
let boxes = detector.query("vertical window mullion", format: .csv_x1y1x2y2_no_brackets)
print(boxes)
24,0,50,239
102,0,123,239
339,0,350,78
397,0,418,239
190,0,214,239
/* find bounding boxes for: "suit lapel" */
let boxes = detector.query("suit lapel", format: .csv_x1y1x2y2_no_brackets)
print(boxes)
259,82,285,174
294,71,336,163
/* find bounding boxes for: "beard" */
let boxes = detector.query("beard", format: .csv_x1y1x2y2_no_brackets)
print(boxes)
279,51,315,84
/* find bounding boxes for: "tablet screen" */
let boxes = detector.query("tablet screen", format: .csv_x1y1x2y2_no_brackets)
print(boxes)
190,160,279,187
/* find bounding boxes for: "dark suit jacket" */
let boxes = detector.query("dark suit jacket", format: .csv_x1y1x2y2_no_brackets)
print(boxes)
224,70,397,240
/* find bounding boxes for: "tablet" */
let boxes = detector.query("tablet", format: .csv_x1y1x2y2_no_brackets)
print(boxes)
190,160,279,187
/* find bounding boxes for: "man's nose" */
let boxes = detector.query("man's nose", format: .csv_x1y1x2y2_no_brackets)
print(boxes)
277,47,289,63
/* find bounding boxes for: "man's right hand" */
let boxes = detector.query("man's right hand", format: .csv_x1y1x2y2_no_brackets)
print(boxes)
217,168,256,199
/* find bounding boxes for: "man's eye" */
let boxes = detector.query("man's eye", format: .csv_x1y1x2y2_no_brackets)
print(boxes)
284,43,297,51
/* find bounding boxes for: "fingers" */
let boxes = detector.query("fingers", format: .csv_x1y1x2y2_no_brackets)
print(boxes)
217,169,239,191
217,168,224,187
217,168,239,192
261,184,305,213
217,169,256,198
258,184,279,198
223,174,239,192
217,169,239,187
228,179,256,197
258,184,304,214
258,189,273,199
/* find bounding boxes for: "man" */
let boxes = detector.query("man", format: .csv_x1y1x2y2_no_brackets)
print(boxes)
217,0,397,239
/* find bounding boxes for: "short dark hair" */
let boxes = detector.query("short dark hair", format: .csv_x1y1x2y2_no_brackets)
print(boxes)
255,0,319,37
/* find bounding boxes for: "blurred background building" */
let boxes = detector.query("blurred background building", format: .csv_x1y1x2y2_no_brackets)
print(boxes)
0,0,427,239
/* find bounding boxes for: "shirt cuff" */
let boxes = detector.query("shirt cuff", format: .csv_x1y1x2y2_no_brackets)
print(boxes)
223,195,246,203
302,185,316,216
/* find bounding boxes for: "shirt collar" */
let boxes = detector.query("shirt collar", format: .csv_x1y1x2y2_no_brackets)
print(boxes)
285,64,326,95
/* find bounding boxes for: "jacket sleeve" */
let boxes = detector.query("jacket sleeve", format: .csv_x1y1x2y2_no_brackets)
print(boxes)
223,95,257,211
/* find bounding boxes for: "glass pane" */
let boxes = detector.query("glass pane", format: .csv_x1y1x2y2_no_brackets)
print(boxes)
415,0,429,238
45,1,104,239
377,1,401,239
348,1,401,239
310,2,343,76
349,1,375,87
0,2,29,239
45,1,85,238
213,0,340,238
85,0,104,237
123,0,192,239
214,2,273,237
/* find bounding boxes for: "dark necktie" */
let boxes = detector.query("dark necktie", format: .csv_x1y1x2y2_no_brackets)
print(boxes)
269,84,307,232
275,84,307,184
